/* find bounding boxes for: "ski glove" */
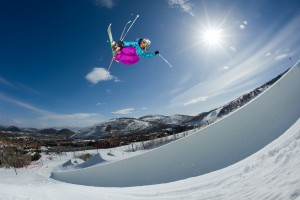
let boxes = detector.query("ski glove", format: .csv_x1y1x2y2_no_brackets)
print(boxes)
155,51,159,55
117,40,124,47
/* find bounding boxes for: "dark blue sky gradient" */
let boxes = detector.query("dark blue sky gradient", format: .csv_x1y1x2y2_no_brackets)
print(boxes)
0,0,299,127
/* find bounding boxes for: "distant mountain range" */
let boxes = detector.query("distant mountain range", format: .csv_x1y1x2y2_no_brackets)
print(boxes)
72,69,288,139
0,126,75,138
0,69,288,139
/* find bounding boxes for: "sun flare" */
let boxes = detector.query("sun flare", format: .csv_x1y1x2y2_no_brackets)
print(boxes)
202,28,223,46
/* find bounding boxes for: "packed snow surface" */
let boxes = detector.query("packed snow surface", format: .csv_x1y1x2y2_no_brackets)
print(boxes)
1,63,299,198
50,63,300,187
0,117,300,200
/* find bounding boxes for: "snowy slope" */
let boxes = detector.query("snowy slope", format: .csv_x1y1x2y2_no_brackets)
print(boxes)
51,62,300,187
139,114,193,124
0,117,299,200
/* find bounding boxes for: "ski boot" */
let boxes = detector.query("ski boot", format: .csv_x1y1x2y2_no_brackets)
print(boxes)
111,41,121,54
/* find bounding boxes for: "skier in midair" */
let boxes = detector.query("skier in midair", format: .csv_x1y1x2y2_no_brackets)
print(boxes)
112,38,159,65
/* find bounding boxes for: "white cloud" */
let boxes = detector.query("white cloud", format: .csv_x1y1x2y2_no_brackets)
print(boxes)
275,53,288,61
230,46,236,52
44,113,99,120
94,0,115,9
0,92,101,127
16,82,43,96
168,0,193,14
0,76,43,96
112,108,135,115
0,76,15,88
0,93,48,114
183,96,208,106
169,73,193,96
85,67,117,84
265,52,271,57
39,113,101,128
239,21,248,29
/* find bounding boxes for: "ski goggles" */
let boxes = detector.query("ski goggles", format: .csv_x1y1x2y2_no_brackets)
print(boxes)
140,41,149,50
141,40,149,46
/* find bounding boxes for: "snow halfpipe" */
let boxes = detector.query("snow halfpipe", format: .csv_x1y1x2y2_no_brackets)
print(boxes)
51,61,300,187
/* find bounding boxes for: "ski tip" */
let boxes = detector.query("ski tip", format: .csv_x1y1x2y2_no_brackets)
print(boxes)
137,14,140,17
106,72,111,79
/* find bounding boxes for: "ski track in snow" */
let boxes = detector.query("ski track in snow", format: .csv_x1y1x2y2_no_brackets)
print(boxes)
0,118,300,200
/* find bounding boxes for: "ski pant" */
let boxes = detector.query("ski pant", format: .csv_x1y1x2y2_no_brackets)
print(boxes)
115,47,139,65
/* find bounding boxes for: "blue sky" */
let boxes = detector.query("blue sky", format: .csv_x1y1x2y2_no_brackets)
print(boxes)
0,0,299,128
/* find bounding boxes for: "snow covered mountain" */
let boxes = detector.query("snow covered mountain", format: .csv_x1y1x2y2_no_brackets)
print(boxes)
73,116,192,139
74,69,287,139
139,114,193,125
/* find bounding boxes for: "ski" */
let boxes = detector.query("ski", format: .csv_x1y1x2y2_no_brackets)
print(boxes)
106,23,116,78
107,23,114,55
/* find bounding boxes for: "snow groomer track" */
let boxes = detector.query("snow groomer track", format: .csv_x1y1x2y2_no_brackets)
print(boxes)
51,62,300,187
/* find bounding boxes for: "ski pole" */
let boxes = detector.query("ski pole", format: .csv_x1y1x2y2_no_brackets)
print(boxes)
120,20,131,41
106,56,115,79
121,15,139,41
158,54,172,68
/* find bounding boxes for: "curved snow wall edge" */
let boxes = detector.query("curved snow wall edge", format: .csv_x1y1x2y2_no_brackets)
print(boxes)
51,62,300,187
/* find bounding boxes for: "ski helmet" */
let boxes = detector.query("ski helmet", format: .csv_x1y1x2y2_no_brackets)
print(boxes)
142,38,151,46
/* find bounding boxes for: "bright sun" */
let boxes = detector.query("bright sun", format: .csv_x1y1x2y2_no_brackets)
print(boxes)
202,28,223,46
